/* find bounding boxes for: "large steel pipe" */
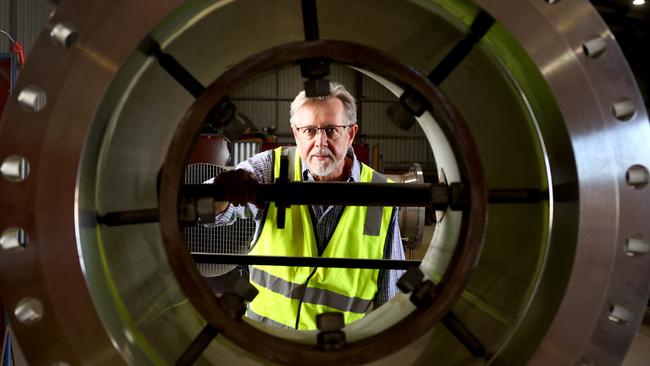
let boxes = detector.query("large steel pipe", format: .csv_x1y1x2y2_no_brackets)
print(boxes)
0,0,648,365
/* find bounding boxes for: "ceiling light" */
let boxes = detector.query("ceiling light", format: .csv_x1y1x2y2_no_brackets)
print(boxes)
632,0,645,6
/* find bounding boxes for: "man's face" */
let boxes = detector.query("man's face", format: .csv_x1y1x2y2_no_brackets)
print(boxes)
291,98,358,181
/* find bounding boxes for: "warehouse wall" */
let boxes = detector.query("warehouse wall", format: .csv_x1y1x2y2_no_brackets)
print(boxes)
0,0,55,60
0,0,10,53
231,64,437,175
1,1,435,176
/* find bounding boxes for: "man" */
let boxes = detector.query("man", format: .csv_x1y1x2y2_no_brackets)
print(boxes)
211,82,405,330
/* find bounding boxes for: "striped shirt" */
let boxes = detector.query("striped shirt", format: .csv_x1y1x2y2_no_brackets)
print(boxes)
213,147,405,307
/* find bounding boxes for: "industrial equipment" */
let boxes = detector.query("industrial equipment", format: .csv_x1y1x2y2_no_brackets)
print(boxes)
0,0,649,365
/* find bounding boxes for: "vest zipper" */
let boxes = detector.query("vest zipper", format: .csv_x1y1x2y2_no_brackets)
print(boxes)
295,201,335,328
295,266,319,329
295,207,329,329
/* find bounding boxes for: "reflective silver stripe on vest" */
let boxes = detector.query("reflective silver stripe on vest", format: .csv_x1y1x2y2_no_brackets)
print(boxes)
246,308,293,329
281,147,298,182
251,268,373,314
364,170,388,236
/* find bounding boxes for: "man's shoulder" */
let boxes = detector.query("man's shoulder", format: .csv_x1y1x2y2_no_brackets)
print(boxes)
238,149,273,166
257,149,275,160
359,162,392,183
236,149,274,183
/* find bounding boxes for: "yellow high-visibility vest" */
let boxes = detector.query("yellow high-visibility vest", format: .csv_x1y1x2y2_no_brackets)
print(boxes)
247,147,394,330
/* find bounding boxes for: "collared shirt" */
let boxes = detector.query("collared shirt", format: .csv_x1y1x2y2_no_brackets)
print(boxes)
212,147,405,307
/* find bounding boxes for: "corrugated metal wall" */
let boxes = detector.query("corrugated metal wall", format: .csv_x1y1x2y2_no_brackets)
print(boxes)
0,1,10,53
0,0,54,59
0,1,433,174
231,64,435,173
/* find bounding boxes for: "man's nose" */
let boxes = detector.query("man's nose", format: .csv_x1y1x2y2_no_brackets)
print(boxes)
314,129,328,146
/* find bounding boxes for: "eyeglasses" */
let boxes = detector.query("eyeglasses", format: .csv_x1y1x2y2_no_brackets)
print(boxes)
294,125,350,140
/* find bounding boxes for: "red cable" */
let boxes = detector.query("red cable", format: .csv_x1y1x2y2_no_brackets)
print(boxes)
11,42,24,66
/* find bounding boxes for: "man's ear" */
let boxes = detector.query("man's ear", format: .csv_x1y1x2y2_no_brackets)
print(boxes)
348,124,359,145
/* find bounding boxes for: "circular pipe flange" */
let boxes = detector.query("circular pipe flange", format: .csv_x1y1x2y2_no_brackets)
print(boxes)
0,0,648,365
0,1,183,364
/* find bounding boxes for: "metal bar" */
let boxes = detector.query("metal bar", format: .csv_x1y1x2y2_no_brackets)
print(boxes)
428,10,494,85
175,324,219,366
191,254,422,270
183,182,448,208
276,156,290,228
442,312,487,357
230,96,399,103
97,186,550,227
97,208,159,226
138,35,205,98
301,0,319,41
488,188,547,203
388,10,495,121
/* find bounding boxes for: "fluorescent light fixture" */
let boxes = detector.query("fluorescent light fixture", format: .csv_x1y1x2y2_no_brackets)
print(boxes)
632,0,645,6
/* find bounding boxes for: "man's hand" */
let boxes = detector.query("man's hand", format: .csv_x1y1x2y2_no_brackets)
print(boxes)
213,169,260,210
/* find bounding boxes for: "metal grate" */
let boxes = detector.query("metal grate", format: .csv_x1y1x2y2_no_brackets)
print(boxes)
184,163,255,277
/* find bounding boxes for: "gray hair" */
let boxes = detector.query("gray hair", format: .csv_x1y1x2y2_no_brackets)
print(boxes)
289,82,357,126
